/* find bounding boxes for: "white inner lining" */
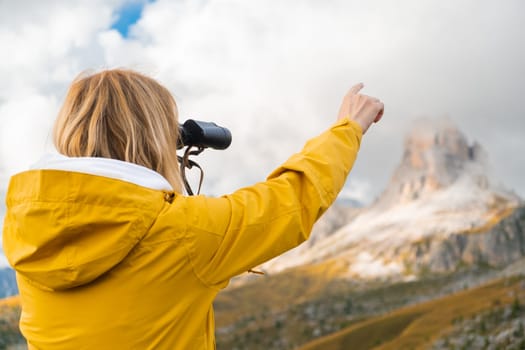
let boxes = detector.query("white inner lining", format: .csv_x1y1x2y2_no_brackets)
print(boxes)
31,154,173,191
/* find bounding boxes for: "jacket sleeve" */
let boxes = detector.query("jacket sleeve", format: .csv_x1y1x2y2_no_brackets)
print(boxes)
182,118,362,288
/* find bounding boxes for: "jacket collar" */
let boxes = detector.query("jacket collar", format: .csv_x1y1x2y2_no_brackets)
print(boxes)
31,153,173,191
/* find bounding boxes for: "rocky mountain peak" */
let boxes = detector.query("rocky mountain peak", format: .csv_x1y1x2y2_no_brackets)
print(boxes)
258,118,522,280
376,118,488,207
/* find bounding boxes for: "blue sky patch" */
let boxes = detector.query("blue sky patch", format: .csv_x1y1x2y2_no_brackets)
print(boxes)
111,0,154,38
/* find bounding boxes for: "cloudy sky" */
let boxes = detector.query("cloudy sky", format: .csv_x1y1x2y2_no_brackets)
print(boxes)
0,0,524,205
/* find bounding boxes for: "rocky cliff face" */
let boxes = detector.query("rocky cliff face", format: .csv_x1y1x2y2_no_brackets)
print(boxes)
408,205,525,273
376,118,488,208
260,119,523,279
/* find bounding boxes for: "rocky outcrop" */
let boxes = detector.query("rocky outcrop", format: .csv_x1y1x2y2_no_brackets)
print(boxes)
408,206,525,274
259,118,523,280
376,119,489,208
304,204,362,248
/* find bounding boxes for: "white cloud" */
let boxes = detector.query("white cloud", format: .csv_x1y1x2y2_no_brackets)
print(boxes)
0,95,57,179
0,0,524,203
0,0,123,180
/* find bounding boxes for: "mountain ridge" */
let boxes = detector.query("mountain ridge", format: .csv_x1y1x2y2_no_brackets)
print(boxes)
256,118,523,279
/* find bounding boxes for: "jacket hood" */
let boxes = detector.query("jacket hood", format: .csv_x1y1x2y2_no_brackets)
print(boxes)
2,155,170,291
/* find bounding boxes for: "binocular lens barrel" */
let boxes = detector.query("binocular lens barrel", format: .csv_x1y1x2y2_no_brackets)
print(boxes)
178,119,232,150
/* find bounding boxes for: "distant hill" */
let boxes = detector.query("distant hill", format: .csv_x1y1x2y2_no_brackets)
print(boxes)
299,275,525,350
0,268,18,298
0,296,25,349
215,267,525,349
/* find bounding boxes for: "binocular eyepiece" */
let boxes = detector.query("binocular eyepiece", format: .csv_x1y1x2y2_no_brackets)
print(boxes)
178,119,232,150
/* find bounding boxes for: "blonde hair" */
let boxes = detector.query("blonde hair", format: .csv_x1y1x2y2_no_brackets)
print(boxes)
53,69,183,193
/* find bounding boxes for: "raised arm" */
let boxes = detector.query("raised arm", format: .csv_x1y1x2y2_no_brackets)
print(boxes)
181,84,384,287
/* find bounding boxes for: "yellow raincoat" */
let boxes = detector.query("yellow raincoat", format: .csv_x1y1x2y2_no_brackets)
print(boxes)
2,118,362,349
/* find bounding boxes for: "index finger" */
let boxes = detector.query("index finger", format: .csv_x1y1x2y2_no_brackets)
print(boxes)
348,83,364,95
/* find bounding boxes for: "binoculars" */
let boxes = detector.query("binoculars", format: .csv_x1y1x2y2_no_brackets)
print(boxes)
178,119,232,150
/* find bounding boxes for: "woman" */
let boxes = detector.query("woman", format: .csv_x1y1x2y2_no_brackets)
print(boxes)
3,69,383,349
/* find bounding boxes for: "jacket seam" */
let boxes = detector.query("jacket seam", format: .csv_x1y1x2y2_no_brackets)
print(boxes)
184,204,305,289
189,205,302,237
177,200,221,291
182,238,221,291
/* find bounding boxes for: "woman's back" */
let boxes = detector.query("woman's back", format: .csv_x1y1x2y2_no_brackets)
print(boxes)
7,167,218,349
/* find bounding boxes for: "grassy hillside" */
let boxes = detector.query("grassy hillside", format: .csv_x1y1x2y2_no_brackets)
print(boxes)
214,264,503,349
0,296,25,349
299,275,525,350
